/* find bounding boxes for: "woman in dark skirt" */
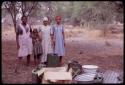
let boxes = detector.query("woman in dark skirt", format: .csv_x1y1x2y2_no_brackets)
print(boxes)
32,28,43,65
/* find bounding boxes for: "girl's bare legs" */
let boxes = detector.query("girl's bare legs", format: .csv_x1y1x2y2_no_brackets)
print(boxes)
35,54,41,65
37,54,41,65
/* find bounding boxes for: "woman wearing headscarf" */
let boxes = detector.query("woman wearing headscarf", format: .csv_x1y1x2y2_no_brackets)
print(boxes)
38,17,53,64
51,16,65,66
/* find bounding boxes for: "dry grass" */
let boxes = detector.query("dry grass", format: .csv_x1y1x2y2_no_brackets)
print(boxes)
2,27,16,41
2,25,122,40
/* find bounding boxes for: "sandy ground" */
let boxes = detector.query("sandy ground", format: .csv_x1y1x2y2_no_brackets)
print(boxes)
2,27,123,84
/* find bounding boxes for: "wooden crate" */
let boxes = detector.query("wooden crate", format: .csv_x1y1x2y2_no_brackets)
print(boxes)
32,65,72,84
42,67,72,84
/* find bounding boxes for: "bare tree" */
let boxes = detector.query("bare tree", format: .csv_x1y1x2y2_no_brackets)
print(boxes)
3,1,38,47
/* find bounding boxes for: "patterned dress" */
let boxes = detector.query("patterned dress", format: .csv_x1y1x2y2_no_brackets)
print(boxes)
32,33,43,56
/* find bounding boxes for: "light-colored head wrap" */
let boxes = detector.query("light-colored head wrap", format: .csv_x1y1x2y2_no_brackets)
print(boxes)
43,17,48,21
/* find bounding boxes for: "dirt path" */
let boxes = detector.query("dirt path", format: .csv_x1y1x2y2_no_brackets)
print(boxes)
2,28,123,84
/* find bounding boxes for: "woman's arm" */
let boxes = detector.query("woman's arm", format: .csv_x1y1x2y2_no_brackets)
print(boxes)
37,27,42,42
50,26,55,49
62,31,65,47
16,34,20,49
16,25,20,49
29,26,32,38
62,26,65,46
51,33,55,49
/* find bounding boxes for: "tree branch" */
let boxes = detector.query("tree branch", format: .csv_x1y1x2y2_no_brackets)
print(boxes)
4,2,17,33
4,2,14,21
27,2,38,17
21,2,25,15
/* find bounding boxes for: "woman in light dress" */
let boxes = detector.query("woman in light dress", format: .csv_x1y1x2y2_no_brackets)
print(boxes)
38,17,53,64
51,16,65,66
15,15,33,73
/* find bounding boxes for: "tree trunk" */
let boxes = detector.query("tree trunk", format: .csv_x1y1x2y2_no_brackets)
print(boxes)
13,18,18,48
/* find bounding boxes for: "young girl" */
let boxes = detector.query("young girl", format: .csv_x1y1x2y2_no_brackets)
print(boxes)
32,28,43,65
